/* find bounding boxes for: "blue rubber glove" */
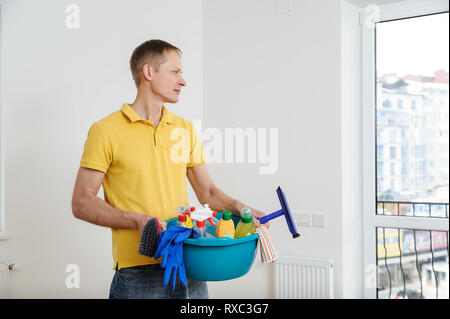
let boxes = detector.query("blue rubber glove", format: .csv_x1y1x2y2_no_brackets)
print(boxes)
155,226,185,259
162,243,179,290
154,226,199,290
176,241,187,287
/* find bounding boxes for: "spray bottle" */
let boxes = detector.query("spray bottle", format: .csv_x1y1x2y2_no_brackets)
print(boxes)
189,204,218,227
177,214,187,227
194,220,207,238
175,206,194,228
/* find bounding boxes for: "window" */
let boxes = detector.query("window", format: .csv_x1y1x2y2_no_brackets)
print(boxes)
389,130,397,143
378,161,384,175
390,163,396,176
363,1,449,299
418,161,426,175
0,6,6,241
416,145,425,159
416,176,425,188
401,145,408,159
390,146,396,159
375,10,449,294
401,176,409,191
377,127,383,141
377,145,384,159
402,161,408,175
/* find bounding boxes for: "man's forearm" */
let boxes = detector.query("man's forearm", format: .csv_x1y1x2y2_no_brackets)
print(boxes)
72,194,145,230
200,186,244,216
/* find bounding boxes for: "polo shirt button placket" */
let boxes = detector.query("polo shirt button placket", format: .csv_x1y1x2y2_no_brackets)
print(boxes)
145,121,157,147
154,124,162,149
154,125,159,148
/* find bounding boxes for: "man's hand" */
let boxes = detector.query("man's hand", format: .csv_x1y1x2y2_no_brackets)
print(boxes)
136,214,167,235
248,207,269,228
235,201,269,228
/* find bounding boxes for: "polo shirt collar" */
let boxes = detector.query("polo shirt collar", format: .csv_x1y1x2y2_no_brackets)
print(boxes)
121,103,176,125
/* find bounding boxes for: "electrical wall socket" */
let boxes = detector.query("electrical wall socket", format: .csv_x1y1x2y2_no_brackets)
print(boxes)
295,212,311,227
312,213,326,228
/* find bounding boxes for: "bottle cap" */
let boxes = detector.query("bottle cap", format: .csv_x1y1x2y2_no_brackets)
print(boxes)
178,214,186,222
240,207,253,223
196,220,206,228
222,211,232,221
241,214,253,223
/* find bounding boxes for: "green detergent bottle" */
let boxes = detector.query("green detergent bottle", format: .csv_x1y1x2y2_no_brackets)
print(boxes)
235,207,255,238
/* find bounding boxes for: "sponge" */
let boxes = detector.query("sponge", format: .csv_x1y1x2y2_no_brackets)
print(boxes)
138,218,162,257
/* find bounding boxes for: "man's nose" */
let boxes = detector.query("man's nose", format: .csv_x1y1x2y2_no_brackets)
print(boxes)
179,76,187,87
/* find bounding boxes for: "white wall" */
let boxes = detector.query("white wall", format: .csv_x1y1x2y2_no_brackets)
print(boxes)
0,0,203,298
0,0,364,299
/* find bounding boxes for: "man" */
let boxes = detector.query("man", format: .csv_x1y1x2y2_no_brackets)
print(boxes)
71,39,266,299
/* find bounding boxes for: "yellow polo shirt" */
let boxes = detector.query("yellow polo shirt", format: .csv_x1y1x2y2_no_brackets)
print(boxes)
80,103,207,269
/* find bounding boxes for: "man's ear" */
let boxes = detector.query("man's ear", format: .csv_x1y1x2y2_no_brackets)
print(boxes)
142,64,152,81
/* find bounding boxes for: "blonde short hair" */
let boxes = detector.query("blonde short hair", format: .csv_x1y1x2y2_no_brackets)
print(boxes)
129,39,182,87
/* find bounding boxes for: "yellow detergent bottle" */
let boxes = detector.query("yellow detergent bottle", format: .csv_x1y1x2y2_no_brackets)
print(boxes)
185,214,193,228
216,211,235,239
235,207,255,238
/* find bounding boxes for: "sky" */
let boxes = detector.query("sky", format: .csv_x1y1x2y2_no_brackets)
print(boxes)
376,12,449,78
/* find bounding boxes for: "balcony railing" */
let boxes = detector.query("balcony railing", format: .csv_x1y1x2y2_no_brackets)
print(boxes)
377,201,449,218
376,201,449,299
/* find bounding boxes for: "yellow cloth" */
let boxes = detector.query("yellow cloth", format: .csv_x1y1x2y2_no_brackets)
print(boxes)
80,103,207,269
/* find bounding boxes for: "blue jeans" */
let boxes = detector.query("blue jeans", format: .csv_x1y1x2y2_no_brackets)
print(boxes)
109,264,209,299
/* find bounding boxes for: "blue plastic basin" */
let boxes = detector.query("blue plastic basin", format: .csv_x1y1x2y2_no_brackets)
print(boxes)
166,213,259,281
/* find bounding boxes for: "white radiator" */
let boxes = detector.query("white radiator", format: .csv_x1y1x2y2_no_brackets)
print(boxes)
0,263,8,299
274,256,334,299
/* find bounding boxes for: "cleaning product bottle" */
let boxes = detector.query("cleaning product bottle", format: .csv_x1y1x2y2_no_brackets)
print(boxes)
235,207,255,238
184,213,194,228
175,206,194,228
210,211,219,228
190,204,219,227
216,210,235,239
203,204,220,227
194,220,207,238
177,214,187,227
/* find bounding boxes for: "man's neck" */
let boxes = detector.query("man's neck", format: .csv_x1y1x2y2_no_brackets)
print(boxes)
130,89,164,127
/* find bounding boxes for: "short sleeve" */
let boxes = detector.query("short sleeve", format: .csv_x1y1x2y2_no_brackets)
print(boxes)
80,122,112,173
187,123,207,168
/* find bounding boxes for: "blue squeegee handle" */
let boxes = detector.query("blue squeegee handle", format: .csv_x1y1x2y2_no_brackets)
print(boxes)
259,209,284,225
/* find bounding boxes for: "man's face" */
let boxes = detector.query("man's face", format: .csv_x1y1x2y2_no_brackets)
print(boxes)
149,50,186,103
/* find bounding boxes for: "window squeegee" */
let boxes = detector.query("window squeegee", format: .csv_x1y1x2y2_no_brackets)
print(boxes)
258,186,300,239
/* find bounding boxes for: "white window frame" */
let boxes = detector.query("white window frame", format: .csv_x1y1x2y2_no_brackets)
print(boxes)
362,0,449,299
0,3,7,241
